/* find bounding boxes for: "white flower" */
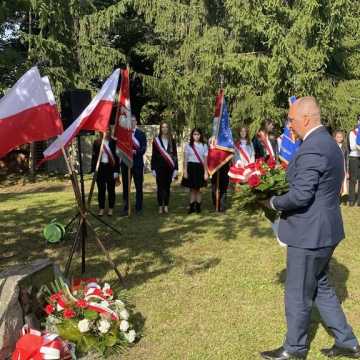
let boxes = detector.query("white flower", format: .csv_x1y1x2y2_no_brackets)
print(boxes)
98,319,111,334
115,300,125,309
124,329,136,343
119,320,129,332
119,309,129,320
56,303,64,312
78,319,91,333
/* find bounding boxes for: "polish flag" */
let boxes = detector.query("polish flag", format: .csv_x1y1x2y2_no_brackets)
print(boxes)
114,68,133,168
0,67,63,158
42,68,120,162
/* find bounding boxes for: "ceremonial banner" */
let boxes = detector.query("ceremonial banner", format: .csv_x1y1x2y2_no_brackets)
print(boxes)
114,68,133,167
42,68,120,162
0,67,63,158
207,89,234,176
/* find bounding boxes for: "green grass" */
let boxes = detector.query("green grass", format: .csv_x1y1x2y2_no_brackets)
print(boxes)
1,175,360,359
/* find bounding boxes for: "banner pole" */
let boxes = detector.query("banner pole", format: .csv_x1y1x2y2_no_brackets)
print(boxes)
87,133,106,208
216,171,220,212
128,167,131,216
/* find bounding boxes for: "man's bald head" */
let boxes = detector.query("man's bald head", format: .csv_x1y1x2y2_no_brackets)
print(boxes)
288,96,322,140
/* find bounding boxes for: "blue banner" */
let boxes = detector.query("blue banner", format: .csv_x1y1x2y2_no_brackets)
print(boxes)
215,96,234,152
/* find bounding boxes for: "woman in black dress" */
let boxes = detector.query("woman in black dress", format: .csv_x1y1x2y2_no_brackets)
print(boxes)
182,128,209,213
151,122,178,214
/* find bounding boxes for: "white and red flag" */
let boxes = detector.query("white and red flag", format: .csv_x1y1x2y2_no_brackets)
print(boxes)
0,67,63,158
42,68,120,162
114,68,133,168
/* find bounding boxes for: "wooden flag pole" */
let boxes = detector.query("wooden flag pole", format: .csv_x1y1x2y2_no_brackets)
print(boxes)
128,167,131,216
87,133,106,208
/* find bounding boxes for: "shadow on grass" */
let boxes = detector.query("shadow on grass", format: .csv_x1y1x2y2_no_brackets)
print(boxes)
0,183,275,291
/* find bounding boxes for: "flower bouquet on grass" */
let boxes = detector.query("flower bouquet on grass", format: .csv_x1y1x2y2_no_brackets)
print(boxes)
42,278,138,358
231,158,288,246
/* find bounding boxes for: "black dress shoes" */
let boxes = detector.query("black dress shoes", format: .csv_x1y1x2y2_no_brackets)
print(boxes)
260,346,307,360
321,344,360,358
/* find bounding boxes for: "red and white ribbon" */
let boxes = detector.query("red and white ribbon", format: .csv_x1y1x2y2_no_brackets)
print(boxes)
154,137,175,169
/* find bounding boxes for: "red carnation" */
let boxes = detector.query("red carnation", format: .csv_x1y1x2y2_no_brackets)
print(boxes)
76,299,88,308
63,308,76,319
104,289,113,297
267,158,276,169
248,174,261,188
44,304,55,315
49,292,61,303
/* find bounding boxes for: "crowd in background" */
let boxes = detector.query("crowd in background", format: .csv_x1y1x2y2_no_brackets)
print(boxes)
91,115,360,216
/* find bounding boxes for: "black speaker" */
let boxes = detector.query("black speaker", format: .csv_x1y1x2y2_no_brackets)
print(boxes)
60,89,93,134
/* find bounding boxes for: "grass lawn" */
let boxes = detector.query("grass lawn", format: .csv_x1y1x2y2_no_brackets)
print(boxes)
1,174,360,359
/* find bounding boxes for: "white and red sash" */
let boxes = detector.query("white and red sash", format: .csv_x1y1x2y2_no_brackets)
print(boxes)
235,141,251,164
154,137,175,169
103,142,115,167
190,143,205,166
258,131,275,160
132,132,140,150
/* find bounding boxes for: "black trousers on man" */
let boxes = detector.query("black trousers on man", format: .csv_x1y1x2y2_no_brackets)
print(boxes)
348,156,360,204
121,162,144,212
156,167,173,206
284,245,358,354
96,163,116,209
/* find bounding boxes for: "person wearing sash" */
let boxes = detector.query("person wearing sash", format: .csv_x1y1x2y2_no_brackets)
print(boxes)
91,128,120,216
121,116,147,215
151,121,178,214
347,115,360,206
253,119,276,161
234,126,255,167
182,128,209,213
228,126,255,185
334,130,349,200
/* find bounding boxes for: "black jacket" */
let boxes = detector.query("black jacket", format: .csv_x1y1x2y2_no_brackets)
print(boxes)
151,137,178,172
91,138,120,173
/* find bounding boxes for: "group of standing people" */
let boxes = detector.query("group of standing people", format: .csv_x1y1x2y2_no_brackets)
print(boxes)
91,114,360,216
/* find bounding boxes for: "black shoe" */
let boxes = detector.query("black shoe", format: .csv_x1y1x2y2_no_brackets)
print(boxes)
260,346,307,360
195,202,201,213
321,344,360,358
188,202,195,214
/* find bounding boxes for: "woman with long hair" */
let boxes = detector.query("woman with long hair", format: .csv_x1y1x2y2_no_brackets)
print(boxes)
234,126,255,167
182,128,209,213
253,119,276,160
151,121,178,214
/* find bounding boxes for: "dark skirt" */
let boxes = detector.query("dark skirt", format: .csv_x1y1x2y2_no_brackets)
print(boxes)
181,162,207,189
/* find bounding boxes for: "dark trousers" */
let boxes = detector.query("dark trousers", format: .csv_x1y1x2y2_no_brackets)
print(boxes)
349,157,360,204
96,163,116,209
121,162,144,212
156,167,173,206
284,245,358,354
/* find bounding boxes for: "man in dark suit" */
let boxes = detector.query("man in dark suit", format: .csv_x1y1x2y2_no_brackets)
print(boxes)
260,97,359,359
121,116,147,215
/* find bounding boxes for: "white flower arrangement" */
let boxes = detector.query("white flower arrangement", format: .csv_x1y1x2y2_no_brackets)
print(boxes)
124,330,136,343
98,319,111,334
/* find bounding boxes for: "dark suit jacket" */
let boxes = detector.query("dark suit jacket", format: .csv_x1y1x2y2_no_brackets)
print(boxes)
91,138,120,173
273,126,345,249
132,128,147,169
151,137,178,172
